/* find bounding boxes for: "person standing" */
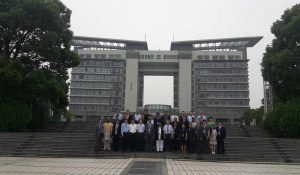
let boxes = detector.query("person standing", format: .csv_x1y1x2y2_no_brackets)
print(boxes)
103,119,113,151
128,119,137,152
197,111,207,123
155,123,164,152
136,119,145,151
113,110,123,121
172,121,180,152
187,122,196,153
95,119,103,152
216,122,226,154
170,112,179,123
112,120,121,151
121,119,130,151
195,121,203,154
134,111,142,124
201,120,209,153
179,123,187,153
187,111,195,123
208,125,217,155
153,112,161,128
145,117,154,152
163,120,173,152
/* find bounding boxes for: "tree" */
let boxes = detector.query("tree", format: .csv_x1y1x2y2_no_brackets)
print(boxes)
241,107,264,126
261,4,300,103
0,0,79,131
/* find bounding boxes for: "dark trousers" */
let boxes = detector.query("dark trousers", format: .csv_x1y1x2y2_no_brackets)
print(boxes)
187,139,196,153
95,135,102,151
172,138,179,152
201,135,209,153
129,132,136,152
122,133,129,151
164,134,171,152
196,139,202,154
145,135,153,152
137,132,145,151
217,136,225,154
113,134,120,151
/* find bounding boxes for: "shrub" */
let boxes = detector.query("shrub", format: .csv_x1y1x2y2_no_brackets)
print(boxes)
0,100,30,131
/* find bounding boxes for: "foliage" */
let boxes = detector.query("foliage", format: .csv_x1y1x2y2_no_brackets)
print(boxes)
263,99,300,138
241,107,264,126
0,0,79,131
65,110,73,123
261,4,300,103
0,100,30,131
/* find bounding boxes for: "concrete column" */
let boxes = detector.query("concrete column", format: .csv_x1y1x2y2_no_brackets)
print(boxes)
178,59,192,112
124,59,138,112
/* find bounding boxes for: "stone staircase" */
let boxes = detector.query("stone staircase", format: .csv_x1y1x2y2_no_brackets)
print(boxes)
1,119,300,163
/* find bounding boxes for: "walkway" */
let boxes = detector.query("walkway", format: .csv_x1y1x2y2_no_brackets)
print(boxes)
0,157,299,175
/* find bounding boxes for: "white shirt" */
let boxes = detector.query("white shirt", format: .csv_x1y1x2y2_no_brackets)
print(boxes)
187,115,195,123
129,123,137,133
113,113,123,120
197,115,207,122
170,115,179,122
135,114,141,122
158,127,162,140
137,123,145,133
163,124,173,134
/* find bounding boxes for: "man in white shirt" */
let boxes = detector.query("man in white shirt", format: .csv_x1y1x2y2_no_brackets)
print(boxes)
155,123,164,152
113,110,123,121
170,112,179,123
197,111,207,123
136,119,145,151
187,111,195,123
128,120,137,151
134,112,141,123
163,120,173,152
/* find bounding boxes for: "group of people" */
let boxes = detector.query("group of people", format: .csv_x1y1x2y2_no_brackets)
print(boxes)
95,110,226,155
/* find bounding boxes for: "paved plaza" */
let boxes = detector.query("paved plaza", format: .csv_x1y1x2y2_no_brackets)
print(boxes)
0,157,299,175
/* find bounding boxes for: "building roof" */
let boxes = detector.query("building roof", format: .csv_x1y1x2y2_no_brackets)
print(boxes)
170,36,263,51
72,36,148,50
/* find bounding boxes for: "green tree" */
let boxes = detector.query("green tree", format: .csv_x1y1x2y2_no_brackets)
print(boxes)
241,107,264,126
261,4,300,103
0,0,79,131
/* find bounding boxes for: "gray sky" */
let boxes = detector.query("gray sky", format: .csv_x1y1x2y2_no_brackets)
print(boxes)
62,0,300,108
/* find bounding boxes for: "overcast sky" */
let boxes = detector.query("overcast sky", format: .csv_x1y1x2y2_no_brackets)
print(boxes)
62,0,300,108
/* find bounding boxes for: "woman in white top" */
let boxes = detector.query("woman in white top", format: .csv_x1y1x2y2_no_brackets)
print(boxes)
208,125,217,154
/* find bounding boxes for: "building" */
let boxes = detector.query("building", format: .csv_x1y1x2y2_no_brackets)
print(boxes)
144,104,172,115
69,36,262,124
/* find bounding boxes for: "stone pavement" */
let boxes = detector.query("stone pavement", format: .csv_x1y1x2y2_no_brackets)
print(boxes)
0,157,299,175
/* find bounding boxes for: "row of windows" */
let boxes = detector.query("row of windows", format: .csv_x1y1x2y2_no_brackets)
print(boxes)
196,100,249,106
72,74,123,81
195,92,248,99
71,82,122,89
194,77,248,83
197,55,241,60
69,105,121,113
72,67,124,74
139,54,179,60
70,97,122,105
193,61,247,68
139,64,178,70
79,60,124,67
194,69,248,75
202,108,246,114
79,54,122,59
70,89,122,97
196,84,248,90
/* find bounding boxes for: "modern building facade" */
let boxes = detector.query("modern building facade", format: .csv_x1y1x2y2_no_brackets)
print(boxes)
69,36,262,124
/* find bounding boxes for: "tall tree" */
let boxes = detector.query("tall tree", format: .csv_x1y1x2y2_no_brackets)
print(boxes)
261,4,300,103
0,0,79,130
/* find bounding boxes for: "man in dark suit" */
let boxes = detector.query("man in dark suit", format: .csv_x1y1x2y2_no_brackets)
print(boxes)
201,120,209,153
216,122,226,154
195,121,203,154
95,118,103,152
112,120,122,151
145,117,154,152
153,112,161,128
